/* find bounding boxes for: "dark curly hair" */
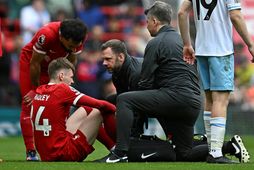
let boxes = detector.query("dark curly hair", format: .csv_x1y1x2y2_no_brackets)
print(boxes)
60,18,88,43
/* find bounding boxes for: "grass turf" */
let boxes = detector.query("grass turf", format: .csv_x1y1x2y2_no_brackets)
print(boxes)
0,136,253,170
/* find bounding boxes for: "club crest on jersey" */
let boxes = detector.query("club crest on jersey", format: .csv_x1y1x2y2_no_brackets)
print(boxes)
38,35,46,45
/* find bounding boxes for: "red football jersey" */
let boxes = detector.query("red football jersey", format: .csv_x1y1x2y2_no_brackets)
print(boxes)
31,83,86,159
20,22,83,73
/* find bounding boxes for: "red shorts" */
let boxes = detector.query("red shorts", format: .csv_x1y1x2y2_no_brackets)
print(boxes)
40,130,94,162
82,106,93,114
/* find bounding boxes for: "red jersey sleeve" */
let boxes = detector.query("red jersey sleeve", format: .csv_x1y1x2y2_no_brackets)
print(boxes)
62,85,116,113
33,28,55,55
59,84,84,105
77,95,116,113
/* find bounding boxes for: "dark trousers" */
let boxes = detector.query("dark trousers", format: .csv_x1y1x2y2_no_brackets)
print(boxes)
115,89,201,160
106,93,145,137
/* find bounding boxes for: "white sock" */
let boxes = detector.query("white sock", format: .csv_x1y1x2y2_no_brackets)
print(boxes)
210,117,226,158
110,145,115,151
203,111,211,151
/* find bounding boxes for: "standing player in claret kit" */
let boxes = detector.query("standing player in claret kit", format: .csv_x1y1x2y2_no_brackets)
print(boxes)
31,58,116,161
178,0,253,163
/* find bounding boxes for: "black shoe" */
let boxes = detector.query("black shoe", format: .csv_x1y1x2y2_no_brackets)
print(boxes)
207,154,238,164
230,135,250,163
94,151,128,163
193,134,207,146
193,134,207,142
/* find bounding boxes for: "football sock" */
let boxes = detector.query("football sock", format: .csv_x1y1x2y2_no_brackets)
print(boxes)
210,117,226,158
102,113,116,141
203,111,211,151
20,111,35,151
97,126,115,150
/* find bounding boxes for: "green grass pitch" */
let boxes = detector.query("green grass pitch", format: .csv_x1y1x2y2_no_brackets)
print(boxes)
0,136,254,170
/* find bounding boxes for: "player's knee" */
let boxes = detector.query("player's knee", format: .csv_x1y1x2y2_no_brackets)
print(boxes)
91,108,102,120
117,92,131,104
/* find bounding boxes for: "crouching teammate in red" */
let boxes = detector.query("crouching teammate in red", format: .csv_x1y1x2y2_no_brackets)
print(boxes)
31,58,116,161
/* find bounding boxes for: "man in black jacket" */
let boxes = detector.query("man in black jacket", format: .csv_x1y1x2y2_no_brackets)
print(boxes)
99,1,202,162
101,39,145,136
101,39,143,104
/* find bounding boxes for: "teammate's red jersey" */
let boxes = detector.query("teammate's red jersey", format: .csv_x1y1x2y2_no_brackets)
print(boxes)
31,83,116,161
20,22,83,73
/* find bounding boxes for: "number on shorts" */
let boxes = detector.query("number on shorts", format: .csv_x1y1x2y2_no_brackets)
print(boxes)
32,105,52,136
196,0,218,20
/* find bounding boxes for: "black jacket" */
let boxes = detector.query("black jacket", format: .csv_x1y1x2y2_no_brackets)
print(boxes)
112,55,143,95
138,25,201,107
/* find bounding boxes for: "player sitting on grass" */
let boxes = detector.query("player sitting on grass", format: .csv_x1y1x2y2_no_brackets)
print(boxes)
30,58,116,161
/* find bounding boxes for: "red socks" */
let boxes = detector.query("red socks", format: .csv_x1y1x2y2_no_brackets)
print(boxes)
97,126,115,150
20,110,35,151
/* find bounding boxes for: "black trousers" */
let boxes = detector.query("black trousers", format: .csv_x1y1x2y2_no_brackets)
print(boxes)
106,93,145,137
115,89,201,161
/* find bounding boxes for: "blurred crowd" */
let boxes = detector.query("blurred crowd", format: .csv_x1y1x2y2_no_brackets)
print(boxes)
0,0,150,106
0,0,254,110
230,42,254,110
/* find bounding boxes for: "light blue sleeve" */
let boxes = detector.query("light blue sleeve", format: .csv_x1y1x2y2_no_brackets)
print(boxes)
226,0,241,11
